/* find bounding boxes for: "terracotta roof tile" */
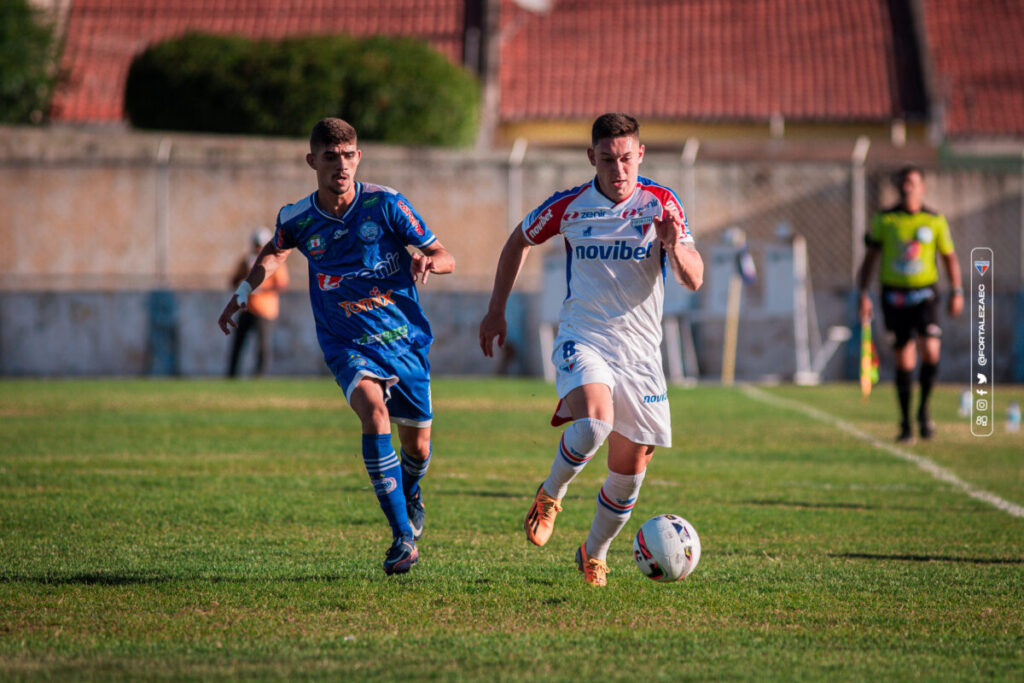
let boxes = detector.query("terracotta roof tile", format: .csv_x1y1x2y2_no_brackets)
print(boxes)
49,0,1024,138
498,0,899,122
920,0,1024,137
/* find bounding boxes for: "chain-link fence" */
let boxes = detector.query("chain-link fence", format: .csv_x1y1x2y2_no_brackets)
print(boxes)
672,151,1024,382
2,128,1022,380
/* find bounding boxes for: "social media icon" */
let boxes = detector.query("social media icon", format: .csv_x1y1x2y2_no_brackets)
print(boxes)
976,373,988,385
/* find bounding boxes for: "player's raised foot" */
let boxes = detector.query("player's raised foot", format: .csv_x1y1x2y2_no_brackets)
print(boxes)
575,543,609,587
383,537,418,576
525,484,563,546
897,422,914,444
407,488,425,540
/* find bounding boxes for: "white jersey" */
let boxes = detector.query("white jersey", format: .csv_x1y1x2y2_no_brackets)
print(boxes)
522,176,694,361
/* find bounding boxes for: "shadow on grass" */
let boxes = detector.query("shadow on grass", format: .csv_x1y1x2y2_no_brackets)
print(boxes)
0,572,352,585
738,499,983,513
435,489,527,500
340,486,530,501
829,552,1024,565
742,499,885,511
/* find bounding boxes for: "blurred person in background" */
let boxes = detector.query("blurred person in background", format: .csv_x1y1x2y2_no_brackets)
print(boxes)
858,165,963,443
226,227,290,377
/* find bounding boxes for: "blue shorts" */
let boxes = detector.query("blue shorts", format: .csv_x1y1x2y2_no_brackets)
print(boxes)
324,345,433,427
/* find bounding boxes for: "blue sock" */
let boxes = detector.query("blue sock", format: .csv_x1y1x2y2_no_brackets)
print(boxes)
362,434,411,540
400,447,431,498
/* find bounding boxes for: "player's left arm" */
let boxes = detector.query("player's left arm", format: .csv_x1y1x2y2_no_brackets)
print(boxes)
937,216,962,317
941,250,963,317
654,207,703,291
411,240,455,284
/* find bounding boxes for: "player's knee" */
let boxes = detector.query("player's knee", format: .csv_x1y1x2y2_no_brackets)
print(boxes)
567,417,613,454
353,401,390,433
609,444,654,475
403,438,431,461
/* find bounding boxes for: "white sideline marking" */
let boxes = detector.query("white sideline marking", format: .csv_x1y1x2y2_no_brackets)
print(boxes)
740,385,1024,519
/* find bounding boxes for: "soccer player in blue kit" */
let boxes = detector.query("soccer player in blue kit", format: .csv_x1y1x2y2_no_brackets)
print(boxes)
218,118,455,575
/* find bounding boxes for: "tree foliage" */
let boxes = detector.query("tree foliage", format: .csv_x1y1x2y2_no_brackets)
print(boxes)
125,33,479,147
0,0,59,124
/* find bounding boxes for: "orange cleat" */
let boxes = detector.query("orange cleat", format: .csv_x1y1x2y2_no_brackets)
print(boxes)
524,484,563,546
575,543,609,587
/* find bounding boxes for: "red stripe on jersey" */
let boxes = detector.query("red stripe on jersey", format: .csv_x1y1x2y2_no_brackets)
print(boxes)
522,183,590,245
638,181,690,238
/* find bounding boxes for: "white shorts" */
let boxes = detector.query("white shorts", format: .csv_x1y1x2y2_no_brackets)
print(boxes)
552,338,672,448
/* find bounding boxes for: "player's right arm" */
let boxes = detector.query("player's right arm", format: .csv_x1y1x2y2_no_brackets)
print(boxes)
218,241,292,335
856,245,881,321
857,213,884,321
479,225,532,357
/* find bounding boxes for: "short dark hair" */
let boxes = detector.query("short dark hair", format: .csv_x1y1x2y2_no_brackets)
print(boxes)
893,165,924,187
591,113,640,147
310,117,357,152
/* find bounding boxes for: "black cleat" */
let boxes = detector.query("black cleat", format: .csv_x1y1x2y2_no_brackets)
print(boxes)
897,422,914,444
407,488,425,541
917,408,934,440
383,537,418,576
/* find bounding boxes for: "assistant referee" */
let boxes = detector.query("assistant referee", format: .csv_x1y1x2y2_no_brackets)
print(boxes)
857,165,963,443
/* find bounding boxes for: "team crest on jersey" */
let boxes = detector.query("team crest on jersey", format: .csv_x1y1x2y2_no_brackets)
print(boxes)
306,234,326,259
347,353,369,368
631,217,652,236
358,220,381,243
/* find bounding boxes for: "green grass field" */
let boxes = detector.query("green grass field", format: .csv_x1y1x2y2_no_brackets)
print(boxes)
2,378,1023,681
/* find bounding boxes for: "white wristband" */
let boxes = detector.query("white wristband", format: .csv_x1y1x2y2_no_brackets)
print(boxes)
234,281,252,306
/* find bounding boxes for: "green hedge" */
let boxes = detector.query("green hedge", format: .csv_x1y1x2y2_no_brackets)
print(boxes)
125,33,479,147
0,0,58,124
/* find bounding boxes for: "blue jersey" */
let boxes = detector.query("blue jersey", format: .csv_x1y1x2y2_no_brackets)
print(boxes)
273,182,437,359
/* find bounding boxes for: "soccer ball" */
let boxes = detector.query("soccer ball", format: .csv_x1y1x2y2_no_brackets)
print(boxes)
633,514,701,582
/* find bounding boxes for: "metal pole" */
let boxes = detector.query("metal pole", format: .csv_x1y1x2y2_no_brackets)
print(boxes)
681,137,700,219
507,137,528,233
792,235,813,383
721,273,742,386
850,135,870,285
155,137,172,287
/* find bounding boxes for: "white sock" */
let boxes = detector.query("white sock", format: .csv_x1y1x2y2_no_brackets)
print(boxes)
542,418,612,500
585,469,646,561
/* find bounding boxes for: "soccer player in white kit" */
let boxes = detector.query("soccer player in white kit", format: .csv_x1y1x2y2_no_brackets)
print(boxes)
479,113,704,586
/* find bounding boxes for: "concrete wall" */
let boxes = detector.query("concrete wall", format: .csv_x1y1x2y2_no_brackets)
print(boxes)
0,289,511,378
2,126,1021,381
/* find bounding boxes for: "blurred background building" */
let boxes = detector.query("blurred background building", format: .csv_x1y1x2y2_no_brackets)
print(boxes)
3,0,1023,381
